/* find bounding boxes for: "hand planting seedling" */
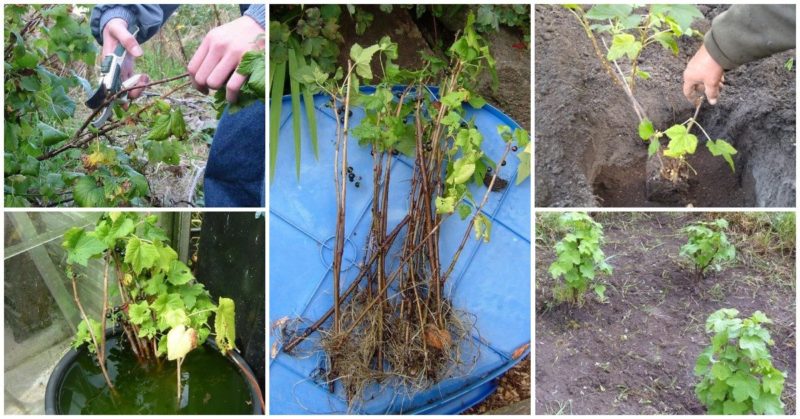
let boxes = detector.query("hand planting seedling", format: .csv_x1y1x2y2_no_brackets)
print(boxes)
695,309,787,414
63,212,241,402
679,218,736,278
548,212,612,305
565,4,737,183
276,11,530,407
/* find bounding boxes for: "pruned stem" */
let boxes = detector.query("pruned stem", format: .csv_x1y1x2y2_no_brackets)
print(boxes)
567,8,623,90
71,272,114,389
332,64,354,335
99,255,110,379
176,357,183,402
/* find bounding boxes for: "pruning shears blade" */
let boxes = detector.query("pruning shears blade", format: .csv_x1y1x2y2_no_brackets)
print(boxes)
92,105,114,128
85,84,108,109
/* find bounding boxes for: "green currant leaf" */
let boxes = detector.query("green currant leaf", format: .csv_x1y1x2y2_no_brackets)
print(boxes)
606,33,642,61
167,260,194,285
706,139,737,172
663,124,698,158
638,119,654,140
128,301,151,325
585,4,633,20
124,236,159,274
62,227,108,266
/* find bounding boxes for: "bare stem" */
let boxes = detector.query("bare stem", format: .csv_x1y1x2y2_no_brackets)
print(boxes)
600,37,647,123
99,255,110,381
71,272,114,389
176,358,183,402
281,216,410,353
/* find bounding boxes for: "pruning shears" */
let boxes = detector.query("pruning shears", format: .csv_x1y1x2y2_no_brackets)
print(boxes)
85,27,143,128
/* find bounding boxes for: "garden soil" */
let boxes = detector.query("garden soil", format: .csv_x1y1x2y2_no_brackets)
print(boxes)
535,213,796,414
464,356,531,414
534,5,796,207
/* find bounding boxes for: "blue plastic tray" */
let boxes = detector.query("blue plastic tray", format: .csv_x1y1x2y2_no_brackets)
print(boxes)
269,86,530,414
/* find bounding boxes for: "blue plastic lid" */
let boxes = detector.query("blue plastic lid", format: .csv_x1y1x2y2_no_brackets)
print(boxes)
270,86,530,414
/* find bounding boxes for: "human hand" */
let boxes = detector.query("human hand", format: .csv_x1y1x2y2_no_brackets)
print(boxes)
187,15,265,103
683,44,725,105
101,18,150,99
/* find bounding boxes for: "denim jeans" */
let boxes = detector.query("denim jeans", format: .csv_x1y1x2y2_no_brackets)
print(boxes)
204,100,265,207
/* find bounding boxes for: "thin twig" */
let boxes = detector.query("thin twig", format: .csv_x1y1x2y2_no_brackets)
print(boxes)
600,37,647,123
38,79,191,160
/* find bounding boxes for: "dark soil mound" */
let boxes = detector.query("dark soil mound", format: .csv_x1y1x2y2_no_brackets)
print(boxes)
534,5,795,207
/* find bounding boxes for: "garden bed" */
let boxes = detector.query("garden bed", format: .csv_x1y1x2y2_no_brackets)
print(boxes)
535,212,796,414
534,5,795,207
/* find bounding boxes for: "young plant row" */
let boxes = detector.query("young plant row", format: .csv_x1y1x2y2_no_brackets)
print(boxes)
548,213,735,304
545,213,786,414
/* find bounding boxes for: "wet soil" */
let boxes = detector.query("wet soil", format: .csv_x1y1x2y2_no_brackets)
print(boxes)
534,5,795,207
534,212,796,414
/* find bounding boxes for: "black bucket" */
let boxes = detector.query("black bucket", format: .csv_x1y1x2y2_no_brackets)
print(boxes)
44,329,263,415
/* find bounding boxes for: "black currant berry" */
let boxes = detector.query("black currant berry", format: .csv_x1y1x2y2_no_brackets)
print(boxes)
512,145,518,152
501,160,507,166
354,181,360,188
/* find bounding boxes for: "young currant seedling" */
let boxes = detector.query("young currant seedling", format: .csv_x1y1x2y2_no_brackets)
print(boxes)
565,4,737,182
547,212,612,305
695,309,786,414
639,105,737,182
679,218,736,278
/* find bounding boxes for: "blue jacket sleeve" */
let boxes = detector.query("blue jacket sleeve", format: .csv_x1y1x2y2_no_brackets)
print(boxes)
90,5,179,45
243,4,265,29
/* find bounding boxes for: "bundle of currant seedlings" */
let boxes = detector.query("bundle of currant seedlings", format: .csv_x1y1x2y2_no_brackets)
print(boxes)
280,17,527,408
